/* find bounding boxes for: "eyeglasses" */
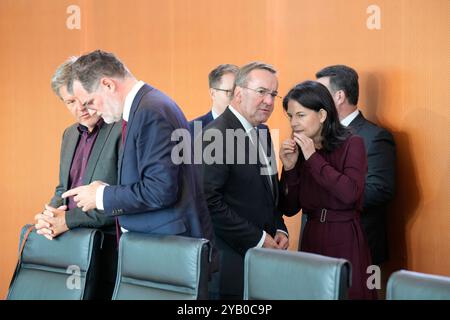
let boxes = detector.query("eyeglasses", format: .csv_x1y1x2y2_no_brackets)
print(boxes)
241,87,282,99
212,88,233,96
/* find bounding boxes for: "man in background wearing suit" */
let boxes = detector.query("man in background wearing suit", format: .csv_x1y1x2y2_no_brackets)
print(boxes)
34,58,122,298
35,58,121,239
189,64,239,135
62,50,215,249
201,62,289,299
316,65,396,268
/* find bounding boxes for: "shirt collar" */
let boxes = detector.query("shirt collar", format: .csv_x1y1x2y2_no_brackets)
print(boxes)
211,108,219,120
340,109,360,127
77,118,104,134
228,105,255,134
123,80,145,122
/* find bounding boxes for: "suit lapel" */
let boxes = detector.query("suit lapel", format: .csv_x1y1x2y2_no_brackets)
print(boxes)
222,108,249,151
118,142,124,184
257,128,276,202
83,123,113,184
118,84,153,180
266,131,278,203
205,111,214,126
222,108,245,131
223,109,275,201
348,112,366,134
60,126,79,203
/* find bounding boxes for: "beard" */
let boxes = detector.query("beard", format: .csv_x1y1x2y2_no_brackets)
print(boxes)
102,95,124,123
101,114,116,124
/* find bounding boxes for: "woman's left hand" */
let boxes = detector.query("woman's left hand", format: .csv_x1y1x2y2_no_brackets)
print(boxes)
293,132,316,160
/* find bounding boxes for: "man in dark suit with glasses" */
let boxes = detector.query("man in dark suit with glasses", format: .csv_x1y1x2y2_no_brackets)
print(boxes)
189,64,239,136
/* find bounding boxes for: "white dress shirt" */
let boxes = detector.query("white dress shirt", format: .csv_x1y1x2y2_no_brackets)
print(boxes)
211,108,219,120
95,80,146,211
341,109,360,127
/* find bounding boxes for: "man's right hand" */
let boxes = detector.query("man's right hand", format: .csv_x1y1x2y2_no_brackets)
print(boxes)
34,213,52,240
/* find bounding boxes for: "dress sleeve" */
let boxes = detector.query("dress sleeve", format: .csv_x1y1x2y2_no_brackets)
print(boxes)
305,136,367,206
278,159,303,216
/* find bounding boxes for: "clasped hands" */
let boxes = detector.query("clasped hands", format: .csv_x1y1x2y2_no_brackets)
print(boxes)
34,181,104,240
263,231,289,250
34,204,69,240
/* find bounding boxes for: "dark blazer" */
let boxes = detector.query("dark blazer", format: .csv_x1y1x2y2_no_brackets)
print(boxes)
102,84,215,246
201,107,287,298
50,122,121,230
349,112,396,265
189,110,214,137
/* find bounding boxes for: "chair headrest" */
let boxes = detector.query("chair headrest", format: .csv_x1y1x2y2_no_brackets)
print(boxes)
245,248,351,300
119,233,209,289
19,224,103,271
387,270,450,300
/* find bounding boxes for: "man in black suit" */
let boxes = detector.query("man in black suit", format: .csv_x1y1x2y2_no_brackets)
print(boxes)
189,64,239,135
316,65,396,266
201,62,289,299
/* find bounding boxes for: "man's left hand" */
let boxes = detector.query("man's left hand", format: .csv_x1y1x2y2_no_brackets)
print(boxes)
35,204,69,240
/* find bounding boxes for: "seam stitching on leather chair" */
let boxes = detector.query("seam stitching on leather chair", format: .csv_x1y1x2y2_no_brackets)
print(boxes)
121,276,196,294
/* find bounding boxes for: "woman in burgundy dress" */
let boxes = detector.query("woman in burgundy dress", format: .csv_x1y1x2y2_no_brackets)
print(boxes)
279,81,376,300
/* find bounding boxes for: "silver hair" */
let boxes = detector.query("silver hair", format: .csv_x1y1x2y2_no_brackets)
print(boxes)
233,61,277,94
50,56,77,98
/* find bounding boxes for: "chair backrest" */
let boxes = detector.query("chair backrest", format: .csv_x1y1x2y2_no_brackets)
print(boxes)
112,233,210,300
387,270,450,300
7,225,104,300
244,248,351,300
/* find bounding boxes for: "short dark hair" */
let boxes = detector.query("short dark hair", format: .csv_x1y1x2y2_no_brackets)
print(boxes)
69,50,130,93
315,65,359,106
208,64,239,88
283,80,350,153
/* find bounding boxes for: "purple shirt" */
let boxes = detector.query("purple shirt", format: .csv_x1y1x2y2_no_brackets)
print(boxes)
67,119,104,210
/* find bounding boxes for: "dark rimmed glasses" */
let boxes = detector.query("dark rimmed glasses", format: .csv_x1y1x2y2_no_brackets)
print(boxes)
212,88,233,96
241,86,282,99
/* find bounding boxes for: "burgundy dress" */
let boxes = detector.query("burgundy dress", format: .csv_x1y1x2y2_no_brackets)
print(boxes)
280,135,377,300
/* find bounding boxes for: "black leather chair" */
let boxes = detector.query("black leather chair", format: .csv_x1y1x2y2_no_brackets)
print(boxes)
244,248,351,300
7,224,105,300
387,270,450,300
112,233,210,300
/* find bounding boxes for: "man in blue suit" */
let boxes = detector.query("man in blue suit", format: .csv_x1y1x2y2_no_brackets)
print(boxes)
62,50,215,247
189,64,238,136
